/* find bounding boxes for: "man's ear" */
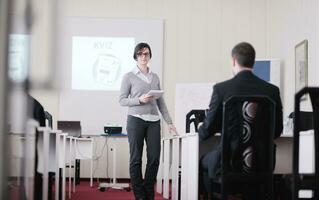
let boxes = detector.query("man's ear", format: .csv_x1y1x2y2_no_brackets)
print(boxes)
232,57,236,67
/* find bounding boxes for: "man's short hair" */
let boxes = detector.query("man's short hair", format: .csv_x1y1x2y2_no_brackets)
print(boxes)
231,42,255,68
133,42,152,60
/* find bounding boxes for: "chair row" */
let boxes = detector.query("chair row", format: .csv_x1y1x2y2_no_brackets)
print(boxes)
10,124,94,200
37,127,94,200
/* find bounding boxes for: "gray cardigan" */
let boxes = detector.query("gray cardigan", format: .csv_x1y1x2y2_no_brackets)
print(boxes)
119,72,173,124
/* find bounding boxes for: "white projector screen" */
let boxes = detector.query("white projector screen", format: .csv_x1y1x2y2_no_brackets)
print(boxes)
59,18,164,135
72,36,135,91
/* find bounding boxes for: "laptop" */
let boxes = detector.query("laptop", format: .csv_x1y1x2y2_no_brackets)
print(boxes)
57,121,81,137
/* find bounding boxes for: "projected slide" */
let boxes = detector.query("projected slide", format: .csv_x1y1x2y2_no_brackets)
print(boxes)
71,37,135,91
8,34,29,83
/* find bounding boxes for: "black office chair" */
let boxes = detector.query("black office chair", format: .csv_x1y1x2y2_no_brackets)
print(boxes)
293,87,319,200
212,96,276,200
289,111,313,132
186,109,206,133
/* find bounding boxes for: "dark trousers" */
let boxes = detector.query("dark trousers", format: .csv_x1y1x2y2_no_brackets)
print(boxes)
200,156,213,200
126,115,161,200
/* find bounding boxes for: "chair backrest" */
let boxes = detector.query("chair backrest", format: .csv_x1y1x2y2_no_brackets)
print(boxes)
74,138,94,159
185,109,206,133
294,87,319,176
221,96,276,177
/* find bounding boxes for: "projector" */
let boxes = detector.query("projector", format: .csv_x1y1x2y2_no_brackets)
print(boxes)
104,125,122,135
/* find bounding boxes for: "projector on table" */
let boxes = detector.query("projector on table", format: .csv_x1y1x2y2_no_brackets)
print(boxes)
104,124,122,135
100,123,129,191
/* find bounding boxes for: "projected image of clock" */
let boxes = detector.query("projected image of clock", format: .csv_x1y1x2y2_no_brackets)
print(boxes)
71,36,135,91
93,53,121,86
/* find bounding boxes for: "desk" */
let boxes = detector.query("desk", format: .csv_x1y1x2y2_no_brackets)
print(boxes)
157,133,294,200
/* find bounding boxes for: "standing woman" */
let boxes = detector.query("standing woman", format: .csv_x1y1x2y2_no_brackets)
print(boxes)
119,42,177,200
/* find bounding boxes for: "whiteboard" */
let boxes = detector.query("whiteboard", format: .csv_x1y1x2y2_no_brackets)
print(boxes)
175,83,215,135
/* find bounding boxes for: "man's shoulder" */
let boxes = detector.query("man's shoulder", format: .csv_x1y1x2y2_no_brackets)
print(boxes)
33,99,44,110
255,77,280,93
214,75,281,97
214,77,235,89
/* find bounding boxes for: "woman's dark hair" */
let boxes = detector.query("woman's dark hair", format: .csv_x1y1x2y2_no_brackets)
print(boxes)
133,42,152,60
231,42,255,68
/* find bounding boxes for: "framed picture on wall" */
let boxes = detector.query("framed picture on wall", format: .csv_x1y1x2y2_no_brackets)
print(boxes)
295,40,308,95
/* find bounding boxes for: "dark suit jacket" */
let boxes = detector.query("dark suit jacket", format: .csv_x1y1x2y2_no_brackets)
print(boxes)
198,70,283,178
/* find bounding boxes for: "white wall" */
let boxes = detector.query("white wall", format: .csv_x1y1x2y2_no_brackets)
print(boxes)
268,0,319,116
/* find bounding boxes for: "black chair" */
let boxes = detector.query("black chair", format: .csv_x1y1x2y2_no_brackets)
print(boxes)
289,111,313,132
293,87,319,200
186,109,206,133
212,95,276,200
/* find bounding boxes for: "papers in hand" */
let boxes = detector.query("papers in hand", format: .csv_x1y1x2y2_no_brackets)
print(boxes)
146,90,164,99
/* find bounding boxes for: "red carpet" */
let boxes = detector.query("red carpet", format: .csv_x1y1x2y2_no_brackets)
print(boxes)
70,181,167,200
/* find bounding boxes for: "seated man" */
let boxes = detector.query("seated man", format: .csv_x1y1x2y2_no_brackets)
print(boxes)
198,42,283,198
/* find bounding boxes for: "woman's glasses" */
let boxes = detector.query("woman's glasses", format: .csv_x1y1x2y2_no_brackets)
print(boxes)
137,52,150,57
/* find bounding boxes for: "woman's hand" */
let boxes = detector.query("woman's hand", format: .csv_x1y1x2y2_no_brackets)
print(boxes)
139,94,153,104
168,124,178,135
